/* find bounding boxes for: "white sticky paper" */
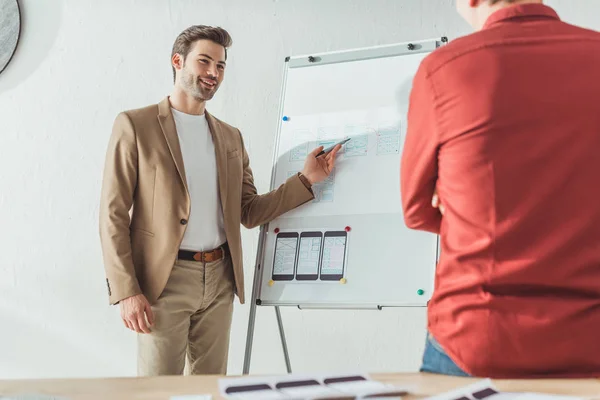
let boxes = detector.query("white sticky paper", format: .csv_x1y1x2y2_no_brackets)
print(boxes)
275,106,404,218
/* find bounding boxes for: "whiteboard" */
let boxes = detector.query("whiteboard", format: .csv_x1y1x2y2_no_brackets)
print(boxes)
253,39,445,309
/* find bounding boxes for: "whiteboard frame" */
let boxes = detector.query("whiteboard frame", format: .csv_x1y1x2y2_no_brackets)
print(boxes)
254,37,447,309
287,38,444,69
242,37,448,375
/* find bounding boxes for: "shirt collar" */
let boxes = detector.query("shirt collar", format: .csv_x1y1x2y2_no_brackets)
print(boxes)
483,3,560,30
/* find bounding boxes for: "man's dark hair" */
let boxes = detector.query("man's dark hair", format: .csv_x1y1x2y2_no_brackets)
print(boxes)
171,25,232,83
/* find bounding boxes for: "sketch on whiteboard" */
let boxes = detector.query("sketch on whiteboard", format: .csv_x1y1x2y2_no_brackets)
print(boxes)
318,139,336,149
317,139,346,156
289,142,309,161
317,126,340,140
319,231,348,280
313,168,335,203
274,106,405,217
376,123,401,155
272,233,299,280
296,231,322,280
344,132,370,157
273,240,296,274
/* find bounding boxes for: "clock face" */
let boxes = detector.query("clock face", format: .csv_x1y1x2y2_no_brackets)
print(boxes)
0,0,21,74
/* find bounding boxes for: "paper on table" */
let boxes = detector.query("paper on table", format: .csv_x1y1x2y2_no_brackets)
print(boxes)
169,395,212,400
423,379,587,400
218,378,290,400
219,373,412,400
322,375,391,395
274,377,344,399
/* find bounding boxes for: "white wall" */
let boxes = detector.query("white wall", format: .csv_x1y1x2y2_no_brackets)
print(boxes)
0,0,597,379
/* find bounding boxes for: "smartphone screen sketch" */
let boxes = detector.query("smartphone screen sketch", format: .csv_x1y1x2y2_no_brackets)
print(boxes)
296,231,322,281
319,231,348,281
272,232,299,281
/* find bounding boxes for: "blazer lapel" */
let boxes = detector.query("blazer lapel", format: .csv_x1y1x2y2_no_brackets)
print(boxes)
157,97,189,197
205,111,228,210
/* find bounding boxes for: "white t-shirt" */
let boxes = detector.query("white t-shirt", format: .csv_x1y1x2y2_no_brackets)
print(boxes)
171,108,226,251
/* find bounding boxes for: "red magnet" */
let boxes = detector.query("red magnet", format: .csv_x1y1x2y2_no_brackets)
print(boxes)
345,226,351,232
274,228,280,234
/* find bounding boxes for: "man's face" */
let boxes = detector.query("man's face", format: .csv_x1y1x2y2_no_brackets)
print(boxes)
176,39,226,101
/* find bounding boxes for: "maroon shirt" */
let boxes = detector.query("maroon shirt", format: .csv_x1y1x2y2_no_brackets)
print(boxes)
401,4,600,378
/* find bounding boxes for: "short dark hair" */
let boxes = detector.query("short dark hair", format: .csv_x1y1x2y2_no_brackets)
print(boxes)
171,25,233,82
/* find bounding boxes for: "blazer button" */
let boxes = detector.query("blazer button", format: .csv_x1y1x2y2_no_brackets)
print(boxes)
180,219,188,225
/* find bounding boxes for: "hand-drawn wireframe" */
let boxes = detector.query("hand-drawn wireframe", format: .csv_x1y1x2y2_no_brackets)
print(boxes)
290,142,309,162
297,235,322,274
376,123,401,155
318,138,347,156
344,133,370,157
273,237,298,274
317,126,340,140
317,139,336,148
321,236,347,274
312,168,336,203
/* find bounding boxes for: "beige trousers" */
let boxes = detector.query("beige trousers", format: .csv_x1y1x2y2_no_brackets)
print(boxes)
137,251,235,376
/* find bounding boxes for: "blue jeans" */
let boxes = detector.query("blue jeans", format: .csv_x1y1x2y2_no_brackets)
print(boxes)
420,332,470,377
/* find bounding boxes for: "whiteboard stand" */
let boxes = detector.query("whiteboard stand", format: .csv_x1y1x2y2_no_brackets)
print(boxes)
243,224,293,374
242,37,448,374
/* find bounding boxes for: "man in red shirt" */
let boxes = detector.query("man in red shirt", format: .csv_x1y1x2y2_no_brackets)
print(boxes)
401,0,600,378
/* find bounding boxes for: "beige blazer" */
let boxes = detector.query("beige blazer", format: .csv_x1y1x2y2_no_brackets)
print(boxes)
99,97,314,305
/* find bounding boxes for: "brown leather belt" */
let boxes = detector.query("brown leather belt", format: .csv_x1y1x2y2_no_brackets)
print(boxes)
178,243,227,263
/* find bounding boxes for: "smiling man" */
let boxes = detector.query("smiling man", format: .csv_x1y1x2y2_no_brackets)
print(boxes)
99,25,340,376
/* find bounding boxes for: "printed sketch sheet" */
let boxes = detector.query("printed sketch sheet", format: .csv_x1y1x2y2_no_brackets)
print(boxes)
274,106,404,218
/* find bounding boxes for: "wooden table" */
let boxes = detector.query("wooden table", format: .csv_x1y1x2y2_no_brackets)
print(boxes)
1,373,599,399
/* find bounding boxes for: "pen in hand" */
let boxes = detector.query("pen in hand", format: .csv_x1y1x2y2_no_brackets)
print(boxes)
316,138,351,157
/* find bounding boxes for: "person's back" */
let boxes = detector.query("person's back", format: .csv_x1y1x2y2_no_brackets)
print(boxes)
401,2,600,377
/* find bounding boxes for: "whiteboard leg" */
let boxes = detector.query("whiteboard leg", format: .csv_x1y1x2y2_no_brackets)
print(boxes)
242,293,258,374
243,226,267,375
275,306,292,373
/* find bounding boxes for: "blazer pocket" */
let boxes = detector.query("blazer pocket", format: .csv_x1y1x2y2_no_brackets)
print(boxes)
227,149,240,159
132,228,155,237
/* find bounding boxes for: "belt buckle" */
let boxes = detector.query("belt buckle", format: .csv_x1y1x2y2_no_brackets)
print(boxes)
202,250,214,263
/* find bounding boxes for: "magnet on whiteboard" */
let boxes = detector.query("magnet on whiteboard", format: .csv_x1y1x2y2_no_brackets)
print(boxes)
282,116,289,121
274,228,280,234
345,226,351,232
340,278,347,284
269,280,275,287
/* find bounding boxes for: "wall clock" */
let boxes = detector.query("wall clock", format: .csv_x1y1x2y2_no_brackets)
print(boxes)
0,0,21,74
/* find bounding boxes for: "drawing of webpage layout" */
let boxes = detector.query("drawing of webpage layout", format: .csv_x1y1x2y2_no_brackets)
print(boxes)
296,233,322,279
267,230,351,284
272,234,298,280
320,233,347,280
275,107,404,217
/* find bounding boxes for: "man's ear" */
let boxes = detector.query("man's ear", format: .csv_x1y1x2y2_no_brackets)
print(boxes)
172,53,184,71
